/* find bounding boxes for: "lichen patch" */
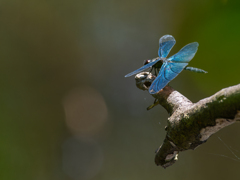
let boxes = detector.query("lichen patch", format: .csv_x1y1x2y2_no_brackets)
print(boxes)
200,118,235,141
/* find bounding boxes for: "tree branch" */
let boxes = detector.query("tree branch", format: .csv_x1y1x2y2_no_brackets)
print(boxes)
135,72,240,168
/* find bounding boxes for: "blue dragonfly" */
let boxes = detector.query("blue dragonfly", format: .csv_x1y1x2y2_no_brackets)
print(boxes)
125,35,207,94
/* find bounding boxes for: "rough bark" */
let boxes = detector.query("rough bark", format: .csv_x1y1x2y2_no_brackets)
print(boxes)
135,72,240,168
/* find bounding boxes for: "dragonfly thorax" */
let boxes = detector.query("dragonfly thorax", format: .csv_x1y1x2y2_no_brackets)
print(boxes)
143,57,164,68
152,57,165,69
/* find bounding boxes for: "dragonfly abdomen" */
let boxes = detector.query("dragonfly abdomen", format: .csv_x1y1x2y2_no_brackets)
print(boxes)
184,67,207,73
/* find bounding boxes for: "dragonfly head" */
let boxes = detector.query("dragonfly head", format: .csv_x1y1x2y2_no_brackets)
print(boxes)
143,59,152,65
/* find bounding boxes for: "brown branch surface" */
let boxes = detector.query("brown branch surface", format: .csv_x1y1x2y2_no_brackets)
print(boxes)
135,72,240,168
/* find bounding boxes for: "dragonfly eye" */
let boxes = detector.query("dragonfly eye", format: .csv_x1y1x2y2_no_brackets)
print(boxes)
143,59,151,65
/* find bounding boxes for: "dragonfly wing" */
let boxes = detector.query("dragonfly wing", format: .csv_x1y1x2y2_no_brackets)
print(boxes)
168,42,199,63
149,62,169,94
149,62,188,94
125,59,161,77
158,35,176,58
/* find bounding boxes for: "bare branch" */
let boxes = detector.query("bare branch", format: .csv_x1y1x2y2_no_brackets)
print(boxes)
135,72,240,168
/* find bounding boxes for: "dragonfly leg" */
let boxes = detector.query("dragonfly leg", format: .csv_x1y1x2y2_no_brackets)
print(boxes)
147,99,159,110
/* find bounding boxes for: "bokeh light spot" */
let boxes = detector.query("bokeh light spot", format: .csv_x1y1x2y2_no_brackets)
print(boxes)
62,137,103,180
63,87,108,137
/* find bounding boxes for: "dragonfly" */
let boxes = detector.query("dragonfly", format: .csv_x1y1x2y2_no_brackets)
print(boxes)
125,35,207,94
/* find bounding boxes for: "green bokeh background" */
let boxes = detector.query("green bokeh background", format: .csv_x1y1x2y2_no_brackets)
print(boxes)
1,0,240,180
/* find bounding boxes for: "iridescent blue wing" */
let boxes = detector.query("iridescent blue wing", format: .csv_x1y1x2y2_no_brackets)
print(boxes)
168,42,199,63
158,35,176,58
149,62,188,94
125,59,161,77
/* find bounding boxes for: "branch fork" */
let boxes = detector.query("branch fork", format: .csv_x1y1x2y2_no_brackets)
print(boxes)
135,72,240,168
